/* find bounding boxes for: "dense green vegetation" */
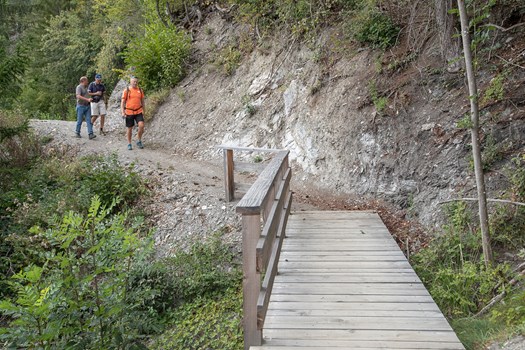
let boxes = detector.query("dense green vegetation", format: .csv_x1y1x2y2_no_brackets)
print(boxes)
0,0,191,119
1,0,524,349
412,156,525,348
0,120,242,348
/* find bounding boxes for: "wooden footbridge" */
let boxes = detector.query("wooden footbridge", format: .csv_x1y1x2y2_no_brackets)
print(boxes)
219,146,465,350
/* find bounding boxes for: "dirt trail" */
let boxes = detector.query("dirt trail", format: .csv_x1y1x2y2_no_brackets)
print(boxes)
29,119,322,256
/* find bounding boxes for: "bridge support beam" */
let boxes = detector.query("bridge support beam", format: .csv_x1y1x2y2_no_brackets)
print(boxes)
242,213,262,349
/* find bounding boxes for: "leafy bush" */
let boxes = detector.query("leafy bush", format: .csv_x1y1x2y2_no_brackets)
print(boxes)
509,155,525,200
489,156,525,249
482,71,507,105
214,44,242,76
0,154,147,299
126,230,241,325
415,260,510,317
144,87,170,121
353,10,399,49
412,201,512,318
149,288,243,350
0,197,153,349
0,109,39,167
491,289,525,327
166,231,242,302
123,21,191,91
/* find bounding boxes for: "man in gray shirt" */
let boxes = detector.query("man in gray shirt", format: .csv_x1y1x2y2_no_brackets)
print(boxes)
75,76,96,139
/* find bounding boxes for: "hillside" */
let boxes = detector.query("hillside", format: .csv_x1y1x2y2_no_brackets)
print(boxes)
144,11,525,232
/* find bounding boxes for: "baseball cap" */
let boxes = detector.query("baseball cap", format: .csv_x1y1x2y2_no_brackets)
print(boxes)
95,74,102,79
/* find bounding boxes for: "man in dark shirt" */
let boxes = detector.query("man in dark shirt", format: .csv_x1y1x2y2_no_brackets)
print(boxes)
88,74,107,135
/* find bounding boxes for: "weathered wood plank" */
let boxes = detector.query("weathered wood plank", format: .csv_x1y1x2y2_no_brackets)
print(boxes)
280,250,406,257
277,268,419,274
278,261,413,269
263,315,453,330
262,329,461,342
251,341,465,349
266,301,441,312
242,214,262,348
224,149,234,201
252,211,464,349
279,254,408,262
216,144,282,153
271,284,430,296
265,309,445,318
268,293,436,303
237,151,289,214
274,274,421,283
257,189,291,329
256,168,291,272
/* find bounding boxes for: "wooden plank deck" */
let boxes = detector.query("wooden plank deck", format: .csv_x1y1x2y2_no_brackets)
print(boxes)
250,211,465,350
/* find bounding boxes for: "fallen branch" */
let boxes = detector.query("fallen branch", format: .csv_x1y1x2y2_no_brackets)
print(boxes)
475,263,525,317
496,55,525,70
438,198,525,207
482,22,525,32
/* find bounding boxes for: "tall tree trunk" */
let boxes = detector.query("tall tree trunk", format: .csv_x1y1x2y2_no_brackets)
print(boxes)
435,0,461,72
457,0,493,266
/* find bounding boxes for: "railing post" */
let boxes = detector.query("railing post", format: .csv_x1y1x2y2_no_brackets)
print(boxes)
224,148,235,202
242,213,262,349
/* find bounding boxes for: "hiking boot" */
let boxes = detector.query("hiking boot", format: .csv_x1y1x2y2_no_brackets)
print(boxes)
136,141,144,149
127,144,132,150
75,133,81,138
89,133,96,140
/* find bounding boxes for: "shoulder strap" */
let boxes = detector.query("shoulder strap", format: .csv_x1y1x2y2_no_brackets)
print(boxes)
123,87,143,110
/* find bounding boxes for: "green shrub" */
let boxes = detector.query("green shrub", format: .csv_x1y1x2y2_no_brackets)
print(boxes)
149,288,243,350
0,197,153,349
368,81,388,115
418,261,510,318
412,201,512,318
509,155,525,200
166,231,242,302
482,71,507,105
354,10,399,49
144,87,170,121
123,21,190,91
214,44,242,76
491,289,525,327
451,317,502,350
0,154,147,299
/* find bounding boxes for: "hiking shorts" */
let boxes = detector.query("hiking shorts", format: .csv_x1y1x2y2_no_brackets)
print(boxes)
91,101,106,116
125,113,144,128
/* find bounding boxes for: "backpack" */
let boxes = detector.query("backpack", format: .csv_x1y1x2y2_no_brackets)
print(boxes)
123,86,144,112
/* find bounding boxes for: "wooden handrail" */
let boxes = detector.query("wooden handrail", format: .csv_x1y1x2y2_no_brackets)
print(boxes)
219,146,292,349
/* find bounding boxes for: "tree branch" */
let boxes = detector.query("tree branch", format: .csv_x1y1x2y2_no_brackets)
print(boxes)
438,198,525,207
495,55,525,70
482,22,525,32
475,263,525,317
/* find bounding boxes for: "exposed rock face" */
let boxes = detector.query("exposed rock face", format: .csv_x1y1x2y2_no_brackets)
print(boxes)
145,13,525,228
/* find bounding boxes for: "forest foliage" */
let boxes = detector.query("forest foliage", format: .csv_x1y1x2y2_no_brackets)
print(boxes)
1,0,525,349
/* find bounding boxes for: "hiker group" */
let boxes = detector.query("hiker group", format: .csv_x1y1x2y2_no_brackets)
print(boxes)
75,74,145,150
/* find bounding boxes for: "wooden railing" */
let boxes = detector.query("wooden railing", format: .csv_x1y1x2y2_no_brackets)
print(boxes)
218,146,293,349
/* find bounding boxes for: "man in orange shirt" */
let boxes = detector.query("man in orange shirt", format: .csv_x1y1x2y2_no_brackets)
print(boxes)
120,76,145,150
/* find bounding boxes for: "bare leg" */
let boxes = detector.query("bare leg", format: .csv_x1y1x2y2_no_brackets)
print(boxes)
91,115,99,126
100,115,106,131
137,121,144,141
127,127,132,144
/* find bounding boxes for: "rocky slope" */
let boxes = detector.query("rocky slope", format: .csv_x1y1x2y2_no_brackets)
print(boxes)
146,13,525,229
